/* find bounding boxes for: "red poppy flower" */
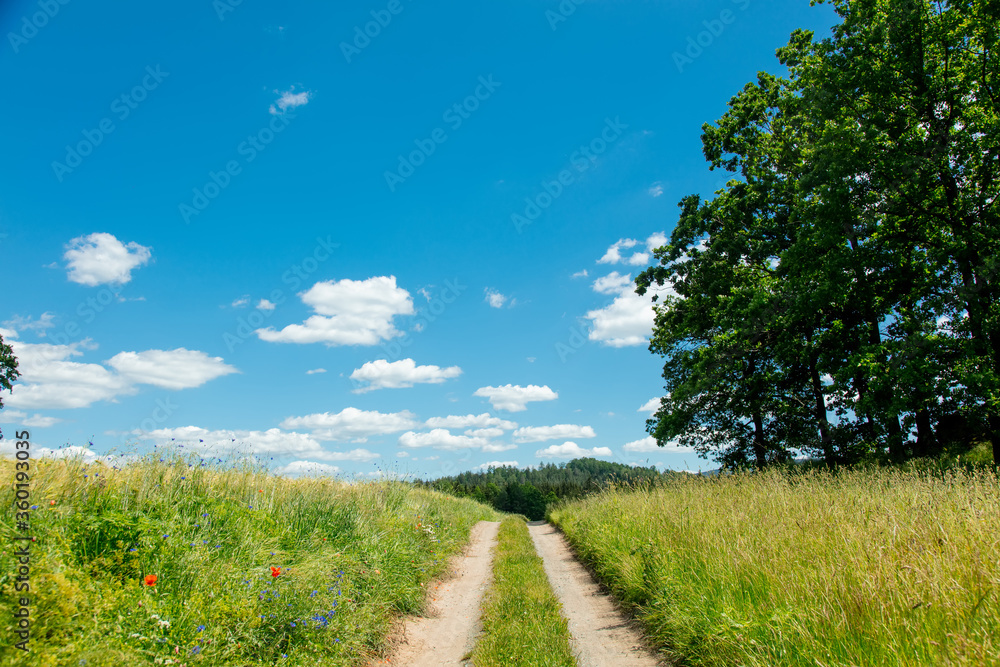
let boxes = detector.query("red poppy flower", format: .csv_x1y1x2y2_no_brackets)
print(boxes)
270,567,281,578
144,574,158,586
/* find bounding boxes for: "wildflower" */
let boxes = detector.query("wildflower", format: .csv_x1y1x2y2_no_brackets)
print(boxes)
50,500,56,506
159,619,171,628
271,566,282,578
197,625,205,632
30,505,38,510
144,575,158,586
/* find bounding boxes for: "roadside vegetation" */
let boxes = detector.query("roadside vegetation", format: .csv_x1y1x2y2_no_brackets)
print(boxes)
0,453,500,666
470,516,576,667
549,466,1000,667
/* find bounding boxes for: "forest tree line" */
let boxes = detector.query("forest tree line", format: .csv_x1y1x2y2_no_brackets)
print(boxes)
417,458,665,519
636,0,999,469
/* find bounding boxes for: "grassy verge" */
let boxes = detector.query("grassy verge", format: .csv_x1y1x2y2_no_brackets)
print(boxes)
0,454,500,666
471,516,576,667
548,467,1000,667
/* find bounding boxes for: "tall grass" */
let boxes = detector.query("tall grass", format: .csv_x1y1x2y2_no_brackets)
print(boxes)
548,467,1000,667
471,516,576,667
0,453,499,666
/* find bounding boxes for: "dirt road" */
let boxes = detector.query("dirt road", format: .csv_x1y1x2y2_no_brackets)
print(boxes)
383,520,501,667
528,521,663,667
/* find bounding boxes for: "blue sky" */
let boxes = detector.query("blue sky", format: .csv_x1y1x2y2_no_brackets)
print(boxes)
0,0,838,479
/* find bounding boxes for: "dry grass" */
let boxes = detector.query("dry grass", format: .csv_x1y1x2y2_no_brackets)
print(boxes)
549,466,1000,667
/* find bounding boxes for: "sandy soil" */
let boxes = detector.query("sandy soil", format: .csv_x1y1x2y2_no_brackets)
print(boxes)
528,521,664,667
381,520,501,667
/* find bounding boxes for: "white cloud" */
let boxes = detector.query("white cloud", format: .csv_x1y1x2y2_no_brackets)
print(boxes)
648,183,664,197
398,429,489,451
425,413,517,430
63,233,151,286
513,424,596,442
349,358,461,392
475,461,518,470
481,443,518,453
584,290,655,347
2,313,55,337
306,368,327,375
231,296,250,308
465,427,504,438
396,451,410,458
0,410,62,427
571,269,589,279
256,299,276,311
638,397,660,414
646,232,667,250
280,407,418,442
269,88,311,115
592,271,632,295
134,425,379,461
274,461,341,477
484,288,507,309
5,338,134,409
473,384,558,412
535,441,613,459
597,234,664,267
0,443,100,463
256,276,414,346
598,238,638,265
623,435,694,453
107,349,238,390
584,234,675,347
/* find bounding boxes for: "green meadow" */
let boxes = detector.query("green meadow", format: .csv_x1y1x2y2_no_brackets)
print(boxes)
549,466,1000,667
0,454,499,666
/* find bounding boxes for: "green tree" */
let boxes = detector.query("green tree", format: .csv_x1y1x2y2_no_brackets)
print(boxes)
639,0,999,466
0,332,18,410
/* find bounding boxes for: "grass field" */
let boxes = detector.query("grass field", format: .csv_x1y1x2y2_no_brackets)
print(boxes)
0,453,500,666
548,466,1000,667
470,516,576,667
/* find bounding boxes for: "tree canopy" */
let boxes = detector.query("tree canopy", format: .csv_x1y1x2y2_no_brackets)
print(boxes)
0,332,18,410
637,0,999,467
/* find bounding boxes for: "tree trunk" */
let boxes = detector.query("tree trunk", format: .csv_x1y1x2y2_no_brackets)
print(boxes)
914,408,938,458
990,415,1000,468
752,411,768,469
809,355,834,465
